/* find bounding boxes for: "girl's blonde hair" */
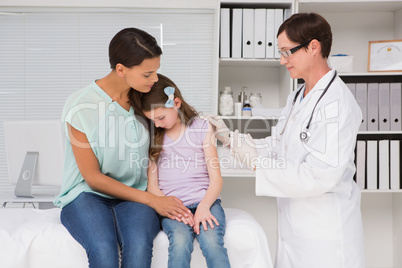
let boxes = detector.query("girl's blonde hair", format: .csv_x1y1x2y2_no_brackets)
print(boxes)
131,73,198,161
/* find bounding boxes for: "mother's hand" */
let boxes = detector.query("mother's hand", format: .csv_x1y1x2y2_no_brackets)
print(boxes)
151,195,193,225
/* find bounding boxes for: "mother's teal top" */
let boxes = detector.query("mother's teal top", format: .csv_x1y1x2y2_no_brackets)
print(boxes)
54,82,149,208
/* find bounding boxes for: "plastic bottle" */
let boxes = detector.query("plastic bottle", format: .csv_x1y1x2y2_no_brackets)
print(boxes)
242,99,252,117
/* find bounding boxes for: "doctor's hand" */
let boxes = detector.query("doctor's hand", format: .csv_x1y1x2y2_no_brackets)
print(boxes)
205,115,231,147
231,130,258,170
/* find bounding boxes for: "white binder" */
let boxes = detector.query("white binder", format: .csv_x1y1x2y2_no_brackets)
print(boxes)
274,9,283,59
379,83,390,131
390,82,402,131
346,83,356,98
284,8,292,20
355,83,368,131
254,9,266,58
355,140,366,190
390,140,400,190
242,9,254,59
220,8,230,58
265,9,275,59
367,83,379,131
366,140,378,190
232,9,243,59
378,140,390,190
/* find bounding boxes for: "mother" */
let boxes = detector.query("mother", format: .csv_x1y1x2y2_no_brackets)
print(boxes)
54,28,191,268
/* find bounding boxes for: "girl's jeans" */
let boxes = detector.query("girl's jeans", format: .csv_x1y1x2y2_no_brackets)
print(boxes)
61,192,160,268
161,199,231,268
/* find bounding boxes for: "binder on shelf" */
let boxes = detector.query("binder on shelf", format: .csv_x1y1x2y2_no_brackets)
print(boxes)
220,8,230,58
355,140,366,190
355,83,368,131
390,82,402,131
254,9,266,59
284,8,292,20
346,83,356,98
274,9,284,59
378,140,390,190
265,9,275,59
390,140,400,190
367,83,379,131
366,140,378,190
231,9,243,59
242,9,254,59
379,83,390,131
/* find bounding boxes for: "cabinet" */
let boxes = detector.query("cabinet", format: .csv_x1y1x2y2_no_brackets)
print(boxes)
218,1,402,267
340,74,402,268
298,1,402,267
217,0,296,118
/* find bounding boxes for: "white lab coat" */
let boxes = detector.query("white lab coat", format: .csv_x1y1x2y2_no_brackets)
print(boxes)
254,70,365,267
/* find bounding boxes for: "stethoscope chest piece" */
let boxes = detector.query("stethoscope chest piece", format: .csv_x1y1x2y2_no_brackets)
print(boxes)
300,130,310,142
280,70,338,143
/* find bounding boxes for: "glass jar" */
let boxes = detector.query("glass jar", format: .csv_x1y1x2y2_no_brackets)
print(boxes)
249,93,263,108
219,88,234,116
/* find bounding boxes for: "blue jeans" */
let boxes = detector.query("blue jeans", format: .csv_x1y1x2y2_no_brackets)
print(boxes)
161,199,231,268
61,192,160,268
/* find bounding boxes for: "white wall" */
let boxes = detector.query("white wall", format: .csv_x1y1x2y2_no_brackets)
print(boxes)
321,11,395,72
395,8,402,39
0,0,217,9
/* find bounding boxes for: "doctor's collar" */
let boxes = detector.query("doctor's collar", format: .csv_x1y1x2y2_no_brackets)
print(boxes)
309,69,336,93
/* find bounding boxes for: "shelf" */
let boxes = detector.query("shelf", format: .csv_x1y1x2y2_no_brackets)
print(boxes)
221,169,255,178
362,189,402,193
299,0,402,13
219,58,281,67
220,114,281,120
221,116,258,119
220,0,292,9
358,131,402,135
339,72,402,77
357,132,402,140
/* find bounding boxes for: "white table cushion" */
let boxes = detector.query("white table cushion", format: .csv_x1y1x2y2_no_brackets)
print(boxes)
0,207,272,268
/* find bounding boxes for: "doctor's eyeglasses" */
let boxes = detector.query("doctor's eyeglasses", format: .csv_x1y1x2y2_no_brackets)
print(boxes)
278,39,313,58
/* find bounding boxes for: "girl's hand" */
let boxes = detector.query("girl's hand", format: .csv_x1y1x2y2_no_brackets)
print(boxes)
152,195,192,223
193,203,219,235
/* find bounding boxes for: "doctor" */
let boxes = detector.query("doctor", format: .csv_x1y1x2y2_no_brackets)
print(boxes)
209,13,365,267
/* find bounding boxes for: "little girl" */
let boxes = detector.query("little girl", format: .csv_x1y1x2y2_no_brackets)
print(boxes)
134,73,231,268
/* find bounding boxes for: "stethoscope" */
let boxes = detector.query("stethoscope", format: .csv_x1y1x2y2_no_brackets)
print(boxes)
280,70,338,142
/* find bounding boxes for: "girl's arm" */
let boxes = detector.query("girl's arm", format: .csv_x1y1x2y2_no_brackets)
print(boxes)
193,122,223,235
147,159,194,226
68,123,191,220
147,160,165,196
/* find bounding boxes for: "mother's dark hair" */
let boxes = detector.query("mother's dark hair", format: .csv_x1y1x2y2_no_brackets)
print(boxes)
112,28,163,131
109,27,162,69
277,13,332,59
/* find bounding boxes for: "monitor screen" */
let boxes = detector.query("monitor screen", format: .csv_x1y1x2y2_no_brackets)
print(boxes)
3,120,65,196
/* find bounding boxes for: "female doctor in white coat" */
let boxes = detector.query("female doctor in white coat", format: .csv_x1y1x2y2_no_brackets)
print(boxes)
209,13,365,267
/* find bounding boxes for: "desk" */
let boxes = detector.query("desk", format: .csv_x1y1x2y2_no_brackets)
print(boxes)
0,191,57,209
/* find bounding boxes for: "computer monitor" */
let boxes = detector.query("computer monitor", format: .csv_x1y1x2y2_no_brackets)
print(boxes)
3,120,65,197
